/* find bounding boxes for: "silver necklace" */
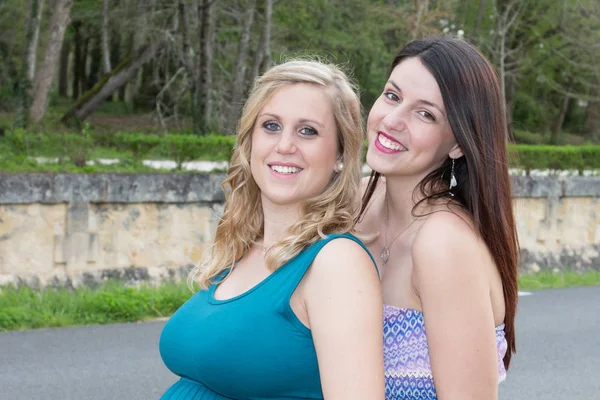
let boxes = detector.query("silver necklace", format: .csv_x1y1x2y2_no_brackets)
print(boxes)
380,199,417,265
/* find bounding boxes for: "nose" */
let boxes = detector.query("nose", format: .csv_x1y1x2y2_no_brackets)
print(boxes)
381,105,408,133
275,130,297,154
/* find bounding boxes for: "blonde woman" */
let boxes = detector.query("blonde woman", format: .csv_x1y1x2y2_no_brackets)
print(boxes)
159,60,385,400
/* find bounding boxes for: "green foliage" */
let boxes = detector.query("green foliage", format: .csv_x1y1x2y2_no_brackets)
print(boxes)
158,134,236,169
5,128,32,155
0,280,194,331
509,145,600,172
114,132,162,162
1,271,599,331
2,130,599,174
518,270,600,291
59,132,93,167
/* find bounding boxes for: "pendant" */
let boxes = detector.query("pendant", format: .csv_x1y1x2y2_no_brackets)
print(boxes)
450,174,457,190
380,246,390,265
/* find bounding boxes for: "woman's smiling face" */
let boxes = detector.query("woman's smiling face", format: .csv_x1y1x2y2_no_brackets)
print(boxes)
366,57,460,181
250,83,339,208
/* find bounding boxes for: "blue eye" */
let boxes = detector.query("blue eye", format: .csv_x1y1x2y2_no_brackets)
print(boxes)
263,121,281,131
299,127,317,136
384,91,400,102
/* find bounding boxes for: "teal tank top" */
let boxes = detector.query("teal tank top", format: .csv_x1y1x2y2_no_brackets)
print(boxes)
159,233,376,400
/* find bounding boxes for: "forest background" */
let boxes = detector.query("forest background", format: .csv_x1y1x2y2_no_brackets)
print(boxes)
0,0,598,167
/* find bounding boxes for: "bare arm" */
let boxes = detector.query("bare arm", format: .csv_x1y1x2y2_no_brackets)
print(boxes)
412,213,500,400
304,238,385,400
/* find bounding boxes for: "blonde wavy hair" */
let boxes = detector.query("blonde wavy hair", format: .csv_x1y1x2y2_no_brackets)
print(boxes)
191,60,364,290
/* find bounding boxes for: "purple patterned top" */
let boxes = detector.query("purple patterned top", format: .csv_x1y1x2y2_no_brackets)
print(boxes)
384,304,507,399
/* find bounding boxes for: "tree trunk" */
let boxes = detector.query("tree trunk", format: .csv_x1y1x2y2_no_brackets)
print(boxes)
261,0,272,72
72,21,83,100
504,74,516,136
200,0,216,132
60,39,165,125
551,93,571,145
584,102,599,142
58,38,70,97
473,0,487,41
412,0,429,40
29,0,74,124
249,0,273,87
227,0,256,133
27,0,45,81
178,0,198,132
80,34,91,90
102,0,112,73
87,35,102,91
14,0,45,127
583,83,598,142
125,0,147,105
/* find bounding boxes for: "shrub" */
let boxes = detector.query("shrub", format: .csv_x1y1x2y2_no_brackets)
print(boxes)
58,132,94,167
508,145,600,173
114,132,162,162
158,134,235,169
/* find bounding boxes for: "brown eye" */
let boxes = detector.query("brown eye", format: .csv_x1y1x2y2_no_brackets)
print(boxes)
418,111,435,121
384,91,400,102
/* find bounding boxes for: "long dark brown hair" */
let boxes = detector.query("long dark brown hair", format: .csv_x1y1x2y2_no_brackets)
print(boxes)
360,37,519,369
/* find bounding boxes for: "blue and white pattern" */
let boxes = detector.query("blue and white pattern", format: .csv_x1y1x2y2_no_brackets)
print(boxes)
383,304,507,400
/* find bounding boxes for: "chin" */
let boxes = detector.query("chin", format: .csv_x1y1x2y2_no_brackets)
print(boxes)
365,151,390,175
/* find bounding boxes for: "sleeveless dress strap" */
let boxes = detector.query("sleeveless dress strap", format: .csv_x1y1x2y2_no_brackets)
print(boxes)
274,233,378,296
261,233,378,334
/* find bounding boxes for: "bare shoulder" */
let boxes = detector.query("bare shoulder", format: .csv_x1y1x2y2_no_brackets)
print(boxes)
304,236,385,399
412,210,487,278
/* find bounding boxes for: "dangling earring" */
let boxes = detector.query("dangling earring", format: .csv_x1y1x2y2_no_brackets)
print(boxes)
335,161,344,173
449,158,457,196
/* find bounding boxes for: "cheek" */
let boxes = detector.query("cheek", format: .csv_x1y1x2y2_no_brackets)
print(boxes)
367,101,385,128
250,132,269,160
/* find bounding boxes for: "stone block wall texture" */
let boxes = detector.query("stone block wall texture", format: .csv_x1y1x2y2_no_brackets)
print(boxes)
0,173,598,287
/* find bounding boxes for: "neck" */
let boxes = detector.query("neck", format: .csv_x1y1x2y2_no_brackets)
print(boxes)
382,174,429,232
261,197,302,248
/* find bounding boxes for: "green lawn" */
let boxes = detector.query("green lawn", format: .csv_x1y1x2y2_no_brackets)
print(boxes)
1,270,599,332
517,270,600,291
0,281,194,332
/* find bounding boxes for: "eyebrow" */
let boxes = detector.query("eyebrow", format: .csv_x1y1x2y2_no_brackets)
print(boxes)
388,80,447,119
259,113,325,128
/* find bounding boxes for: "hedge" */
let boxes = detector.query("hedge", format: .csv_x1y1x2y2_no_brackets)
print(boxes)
508,145,599,172
1,130,599,173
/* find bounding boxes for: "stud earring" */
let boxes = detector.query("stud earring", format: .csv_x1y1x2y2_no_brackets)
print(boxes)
335,161,344,173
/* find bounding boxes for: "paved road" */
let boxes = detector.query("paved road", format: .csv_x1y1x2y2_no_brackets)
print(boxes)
1,286,599,399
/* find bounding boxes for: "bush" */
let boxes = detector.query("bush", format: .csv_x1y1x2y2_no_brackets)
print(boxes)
6,128,34,155
512,130,546,145
508,145,600,173
2,130,599,174
158,134,235,169
114,132,162,162
58,132,94,167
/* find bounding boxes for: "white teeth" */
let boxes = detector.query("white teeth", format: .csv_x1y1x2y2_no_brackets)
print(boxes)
377,134,406,151
270,165,301,174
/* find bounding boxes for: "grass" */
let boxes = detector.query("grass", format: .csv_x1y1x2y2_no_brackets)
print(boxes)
517,270,600,291
0,280,194,332
0,270,599,332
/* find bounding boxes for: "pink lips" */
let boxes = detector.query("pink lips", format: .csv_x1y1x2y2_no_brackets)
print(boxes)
374,131,406,154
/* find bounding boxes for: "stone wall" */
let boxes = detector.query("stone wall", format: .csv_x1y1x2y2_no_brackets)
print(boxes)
0,173,598,287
